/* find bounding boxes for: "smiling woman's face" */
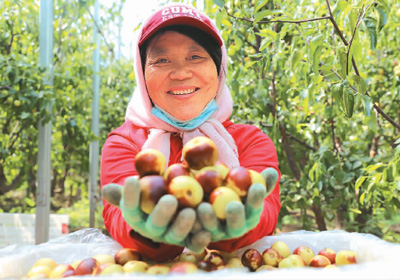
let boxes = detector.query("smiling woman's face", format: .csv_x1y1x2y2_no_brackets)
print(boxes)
144,31,219,121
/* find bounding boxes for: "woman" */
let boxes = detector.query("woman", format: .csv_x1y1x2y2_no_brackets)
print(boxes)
101,3,281,262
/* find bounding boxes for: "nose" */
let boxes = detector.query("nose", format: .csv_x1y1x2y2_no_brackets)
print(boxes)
169,61,193,80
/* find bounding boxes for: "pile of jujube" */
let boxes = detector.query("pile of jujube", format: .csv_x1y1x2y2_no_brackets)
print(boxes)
135,136,268,220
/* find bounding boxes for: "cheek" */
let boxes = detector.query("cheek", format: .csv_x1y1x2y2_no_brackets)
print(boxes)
145,69,162,92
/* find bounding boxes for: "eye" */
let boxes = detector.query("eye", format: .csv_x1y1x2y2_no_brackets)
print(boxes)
188,55,204,61
154,58,169,64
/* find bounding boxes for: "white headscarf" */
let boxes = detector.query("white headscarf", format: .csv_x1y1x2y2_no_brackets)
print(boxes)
125,4,240,169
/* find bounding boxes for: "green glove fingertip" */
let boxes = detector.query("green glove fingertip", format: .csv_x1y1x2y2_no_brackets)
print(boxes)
246,183,267,210
164,208,196,244
197,202,219,231
122,176,141,210
102,183,123,207
261,168,279,195
225,201,246,238
146,195,178,237
185,230,211,253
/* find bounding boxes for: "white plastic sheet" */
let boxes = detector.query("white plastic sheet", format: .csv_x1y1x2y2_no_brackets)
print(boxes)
1,228,399,279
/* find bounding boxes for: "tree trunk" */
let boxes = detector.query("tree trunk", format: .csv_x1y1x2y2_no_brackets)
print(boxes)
312,202,327,231
279,123,301,181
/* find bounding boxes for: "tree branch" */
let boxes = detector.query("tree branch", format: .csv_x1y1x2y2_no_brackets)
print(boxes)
346,5,365,76
287,133,317,151
258,16,331,24
84,5,114,55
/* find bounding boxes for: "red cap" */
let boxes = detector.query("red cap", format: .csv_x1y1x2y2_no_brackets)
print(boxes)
139,4,223,47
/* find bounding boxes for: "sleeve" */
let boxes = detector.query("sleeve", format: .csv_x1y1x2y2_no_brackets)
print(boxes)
207,125,281,252
100,131,184,262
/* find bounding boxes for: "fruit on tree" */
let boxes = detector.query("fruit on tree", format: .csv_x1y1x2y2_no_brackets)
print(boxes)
114,248,142,266
241,248,263,271
139,175,168,214
135,148,166,177
293,245,315,265
225,166,253,199
335,250,357,265
394,65,400,77
182,136,218,170
262,248,283,267
271,240,291,258
209,186,241,220
168,175,204,208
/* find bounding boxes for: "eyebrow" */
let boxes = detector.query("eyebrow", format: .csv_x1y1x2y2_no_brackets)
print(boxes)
147,44,206,59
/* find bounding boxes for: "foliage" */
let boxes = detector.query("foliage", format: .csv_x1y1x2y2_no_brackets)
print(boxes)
0,0,133,231
207,0,400,240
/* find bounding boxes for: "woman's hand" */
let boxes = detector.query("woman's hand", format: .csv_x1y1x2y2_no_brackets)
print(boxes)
102,176,210,253
197,167,279,241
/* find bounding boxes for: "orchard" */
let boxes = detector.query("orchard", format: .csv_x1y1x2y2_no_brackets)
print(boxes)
0,0,399,278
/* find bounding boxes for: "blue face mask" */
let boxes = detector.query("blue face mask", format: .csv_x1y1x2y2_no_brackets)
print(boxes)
151,99,219,131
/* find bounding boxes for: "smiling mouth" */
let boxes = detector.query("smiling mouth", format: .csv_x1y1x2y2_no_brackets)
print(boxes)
168,88,199,95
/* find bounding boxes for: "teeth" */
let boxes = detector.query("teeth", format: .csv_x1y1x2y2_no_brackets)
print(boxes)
169,89,196,95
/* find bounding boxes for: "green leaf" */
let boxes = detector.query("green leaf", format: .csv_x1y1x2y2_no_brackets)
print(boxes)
343,87,355,118
355,176,367,190
363,17,378,50
24,197,36,207
21,112,30,119
349,74,367,95
375,5,389,31
364,163,384,172
350,208,362,214
290,48,301,70
254,0,269,13
361,95,373,117
213,0,225,8
312,46,322,74
359,191,366,205
337,45,347,79
332,82,344,109
254,10,273,25
392,197,400,208
309,34,324,58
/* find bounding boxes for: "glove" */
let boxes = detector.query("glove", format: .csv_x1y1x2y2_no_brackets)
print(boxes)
197,167,279,242
102,176,211,253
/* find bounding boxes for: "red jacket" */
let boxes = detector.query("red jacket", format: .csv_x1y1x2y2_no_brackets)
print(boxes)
100,120,281,262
